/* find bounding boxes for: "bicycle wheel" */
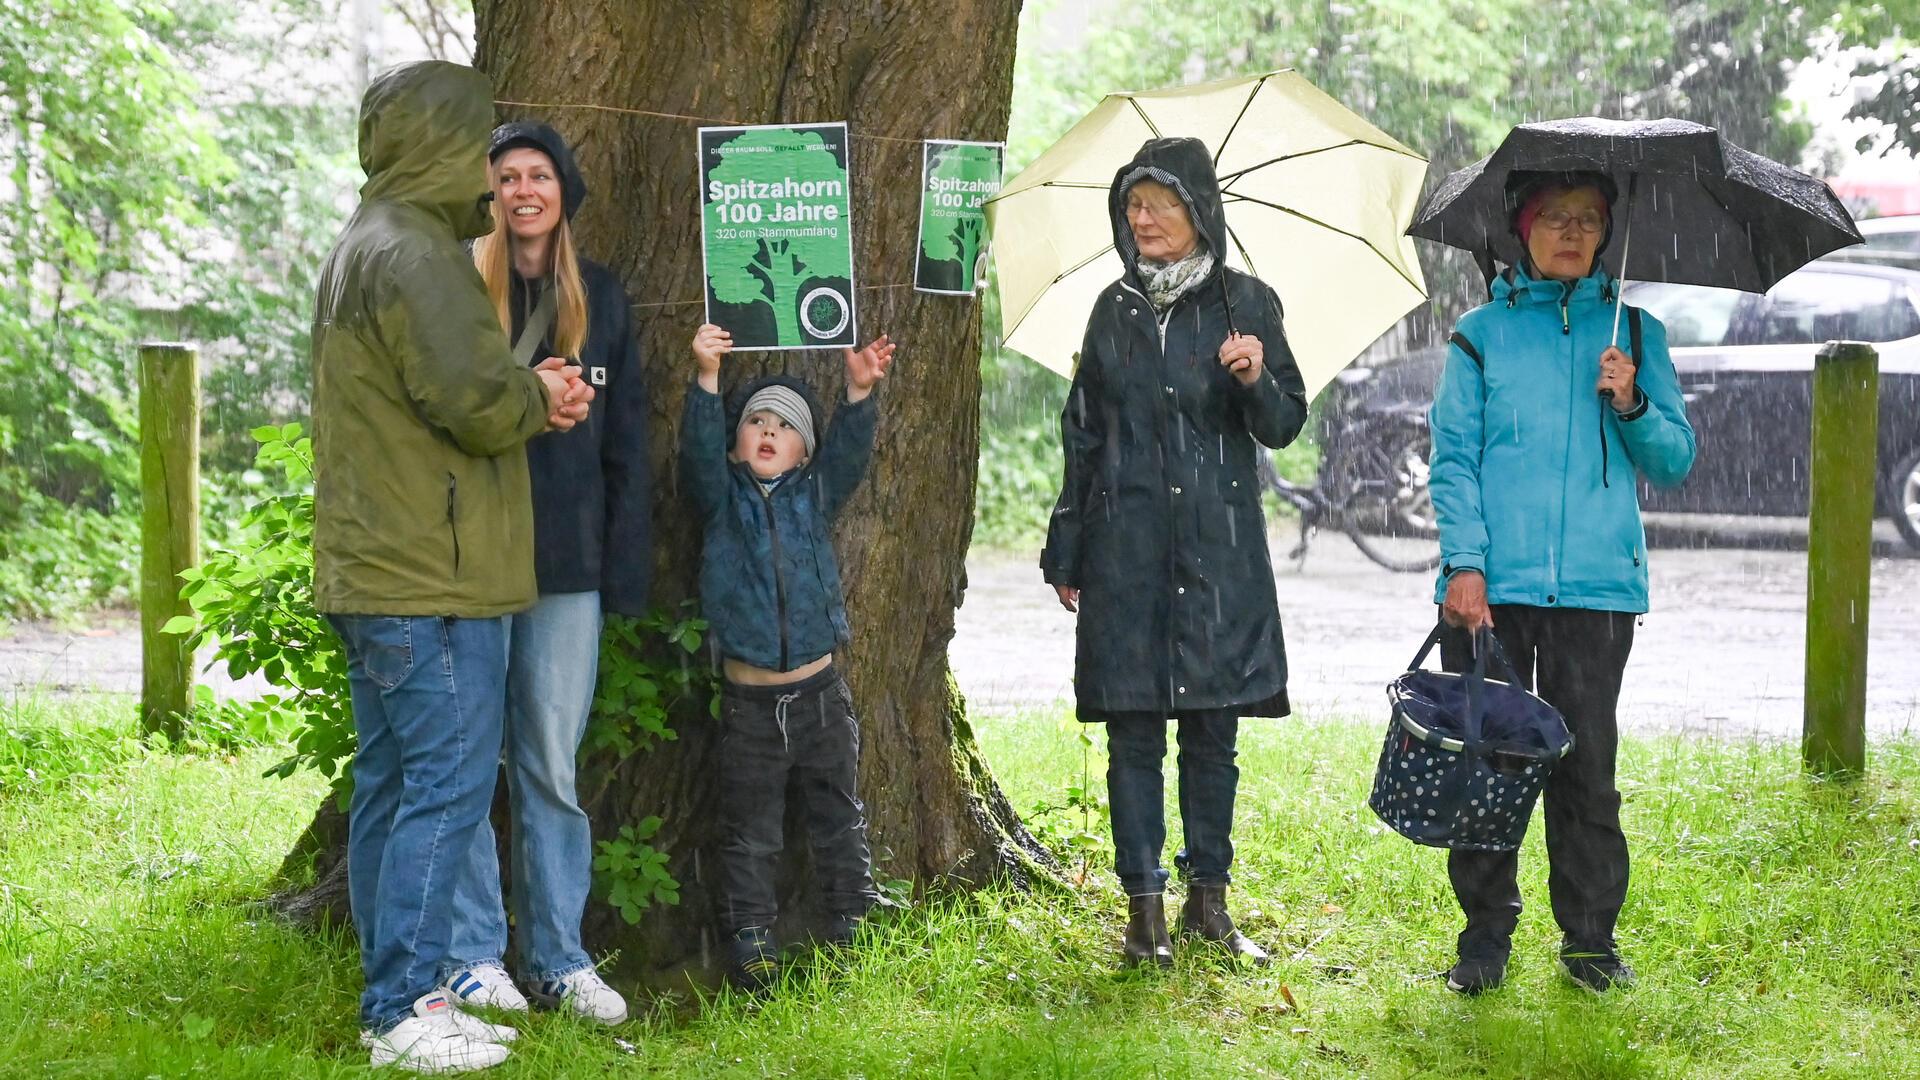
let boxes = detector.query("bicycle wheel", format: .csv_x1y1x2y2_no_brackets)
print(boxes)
1340,425,1442,573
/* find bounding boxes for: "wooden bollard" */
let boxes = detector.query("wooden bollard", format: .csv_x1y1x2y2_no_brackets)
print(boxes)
139,342,200,743
1802,340,1878,778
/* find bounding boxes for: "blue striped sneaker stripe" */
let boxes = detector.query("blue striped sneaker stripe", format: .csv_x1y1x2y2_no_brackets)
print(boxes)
452,972,477,998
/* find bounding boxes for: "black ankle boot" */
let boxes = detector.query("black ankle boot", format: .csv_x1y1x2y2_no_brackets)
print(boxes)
726,926,779,994
1181,884,1269,966
1123,893,1174,969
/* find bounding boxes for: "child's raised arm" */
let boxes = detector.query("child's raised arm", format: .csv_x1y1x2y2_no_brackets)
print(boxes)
814,335,893,519
679,323,735,520
692,323,731,394
842,334,893,404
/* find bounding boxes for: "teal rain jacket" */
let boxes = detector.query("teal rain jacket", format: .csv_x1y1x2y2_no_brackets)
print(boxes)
1428,264,1696,613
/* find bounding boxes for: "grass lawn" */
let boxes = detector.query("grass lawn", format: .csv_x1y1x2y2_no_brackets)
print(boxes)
2,694,1918,1078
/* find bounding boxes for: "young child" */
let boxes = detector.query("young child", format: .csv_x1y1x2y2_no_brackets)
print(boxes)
680,322,896,992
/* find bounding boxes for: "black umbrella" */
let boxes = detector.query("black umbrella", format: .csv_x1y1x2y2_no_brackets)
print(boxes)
1408,117,1862,317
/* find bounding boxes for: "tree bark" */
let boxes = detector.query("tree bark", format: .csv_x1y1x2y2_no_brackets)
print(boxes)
267,1,1049,967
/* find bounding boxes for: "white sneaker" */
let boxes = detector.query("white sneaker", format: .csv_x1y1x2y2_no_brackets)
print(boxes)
443,963,530,1012
365,991,511,1073
532,967,629,1025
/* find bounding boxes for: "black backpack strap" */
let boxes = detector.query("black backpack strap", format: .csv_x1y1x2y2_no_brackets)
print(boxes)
1627,304,1643,367
1448,332,1483,370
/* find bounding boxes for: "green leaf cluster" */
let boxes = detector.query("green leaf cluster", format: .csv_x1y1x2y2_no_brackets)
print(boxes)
166,424,353,800
591,817,680,925
586,603,716,760
0,0,355,618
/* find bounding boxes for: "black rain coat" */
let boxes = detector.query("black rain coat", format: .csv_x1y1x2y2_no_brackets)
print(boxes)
1040,137,1309,719
507,261,653,616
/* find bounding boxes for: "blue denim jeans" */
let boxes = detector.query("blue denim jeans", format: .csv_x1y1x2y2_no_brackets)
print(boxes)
447,591,601,982
1105,713,1240,896
329,614,508,1032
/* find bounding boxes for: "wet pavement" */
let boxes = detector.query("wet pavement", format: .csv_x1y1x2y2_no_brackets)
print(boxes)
952,517,1920,739
5,518,1916,741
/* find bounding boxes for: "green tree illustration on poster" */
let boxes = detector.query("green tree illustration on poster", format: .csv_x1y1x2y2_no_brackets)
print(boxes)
705,127,852,346
920,145,992,289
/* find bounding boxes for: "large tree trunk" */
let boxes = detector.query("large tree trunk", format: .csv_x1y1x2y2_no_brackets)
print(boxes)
273,1,1049,970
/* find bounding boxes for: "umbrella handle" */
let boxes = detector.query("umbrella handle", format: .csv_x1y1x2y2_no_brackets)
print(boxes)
1217,266,1239,338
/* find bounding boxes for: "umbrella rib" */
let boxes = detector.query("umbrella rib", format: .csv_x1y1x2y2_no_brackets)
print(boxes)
1217,139,1426,188
1127,95,1162,139
984,180,1106,207
1229,191,1425,297
1213,74,1270,169
999,244,1119,345
1224,222,1259,281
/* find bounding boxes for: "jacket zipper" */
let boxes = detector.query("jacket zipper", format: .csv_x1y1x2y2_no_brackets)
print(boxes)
446,474,461,575
758,490,791,670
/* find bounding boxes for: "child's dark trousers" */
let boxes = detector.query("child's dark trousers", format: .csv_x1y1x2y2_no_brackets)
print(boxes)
715,664,879,935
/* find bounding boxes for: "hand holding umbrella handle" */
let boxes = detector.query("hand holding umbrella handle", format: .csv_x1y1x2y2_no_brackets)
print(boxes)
1597,346,1637,405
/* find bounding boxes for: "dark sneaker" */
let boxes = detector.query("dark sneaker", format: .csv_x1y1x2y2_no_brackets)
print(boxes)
726,927,779,995
1445,954,1508,995
821,911,866,949
1561,948,1635,992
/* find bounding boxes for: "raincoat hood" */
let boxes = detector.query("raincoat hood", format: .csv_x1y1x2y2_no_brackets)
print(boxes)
358,61,497,240
1109,137,1229,282
489,120,589,220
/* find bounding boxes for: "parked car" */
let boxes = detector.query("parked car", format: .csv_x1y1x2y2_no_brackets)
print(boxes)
1823,214,1920,272
1316,260,1920,552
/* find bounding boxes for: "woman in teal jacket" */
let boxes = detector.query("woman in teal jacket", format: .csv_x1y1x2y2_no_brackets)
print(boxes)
1427,170,1695,996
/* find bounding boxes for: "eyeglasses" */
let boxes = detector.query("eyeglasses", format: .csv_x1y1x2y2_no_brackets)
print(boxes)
1535,208,1607,235
1126,198,1185,222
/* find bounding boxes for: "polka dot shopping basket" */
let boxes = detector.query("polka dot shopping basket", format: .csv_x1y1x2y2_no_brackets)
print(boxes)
1368,622,1573,852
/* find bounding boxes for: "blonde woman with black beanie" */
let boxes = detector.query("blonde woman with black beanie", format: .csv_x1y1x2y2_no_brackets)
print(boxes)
440,120,652,1026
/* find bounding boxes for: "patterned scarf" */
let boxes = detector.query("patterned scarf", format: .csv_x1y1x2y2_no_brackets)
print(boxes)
1136,246,1216,313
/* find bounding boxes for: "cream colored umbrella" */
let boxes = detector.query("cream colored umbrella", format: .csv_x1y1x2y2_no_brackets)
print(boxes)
988,69,1428,400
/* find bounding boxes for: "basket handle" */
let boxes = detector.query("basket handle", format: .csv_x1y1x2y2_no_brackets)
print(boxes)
1406,620,1450,671
1409,620,1517,750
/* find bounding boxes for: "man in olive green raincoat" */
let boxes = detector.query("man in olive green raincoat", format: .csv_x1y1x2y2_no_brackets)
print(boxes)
310,59,591,1071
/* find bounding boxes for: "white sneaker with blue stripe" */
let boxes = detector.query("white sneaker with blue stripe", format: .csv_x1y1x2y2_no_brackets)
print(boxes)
363,990,511,1073
442,963,529,1012
531,967,628,1025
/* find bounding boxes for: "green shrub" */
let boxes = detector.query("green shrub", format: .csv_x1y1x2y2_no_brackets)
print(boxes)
167,424,352,800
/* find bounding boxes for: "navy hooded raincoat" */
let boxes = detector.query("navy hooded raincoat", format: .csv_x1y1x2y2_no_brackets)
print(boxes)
1040,137,1310,719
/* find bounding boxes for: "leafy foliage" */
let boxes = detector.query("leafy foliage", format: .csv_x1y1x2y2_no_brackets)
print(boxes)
586,604,716,760
167,424,353,797
0,0,357,617
0,0,229,615
583,607,715,924
973,423,1060,550
591,816,680,925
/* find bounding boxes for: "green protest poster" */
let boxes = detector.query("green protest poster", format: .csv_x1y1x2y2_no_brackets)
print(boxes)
698,122,856,350
915,140,1003,296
